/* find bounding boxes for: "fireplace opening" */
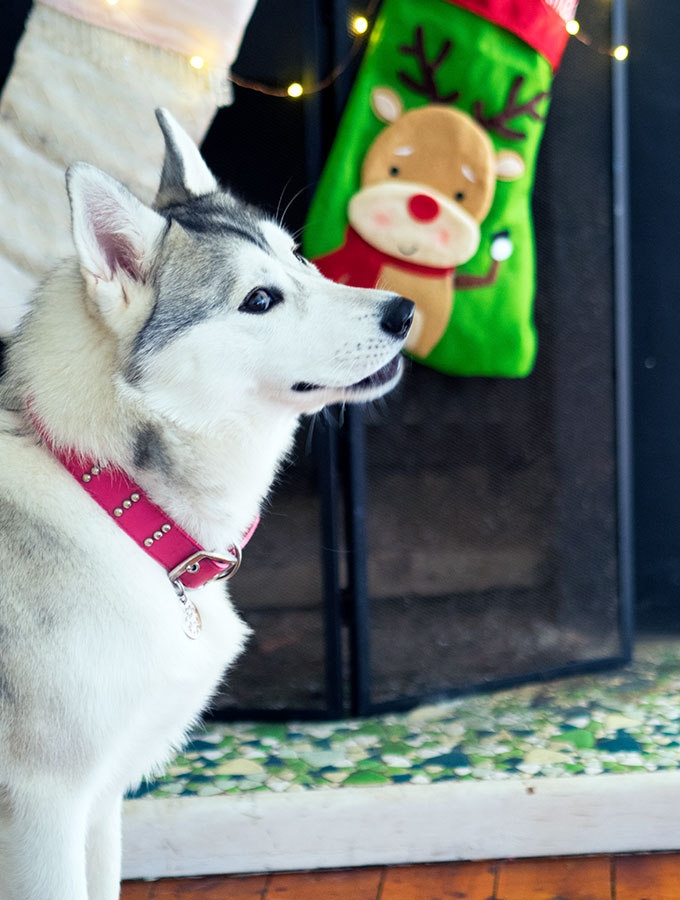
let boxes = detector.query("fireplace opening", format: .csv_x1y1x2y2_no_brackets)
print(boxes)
207,0,631,721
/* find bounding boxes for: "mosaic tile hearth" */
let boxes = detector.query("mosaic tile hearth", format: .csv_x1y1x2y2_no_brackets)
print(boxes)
128,641,680,800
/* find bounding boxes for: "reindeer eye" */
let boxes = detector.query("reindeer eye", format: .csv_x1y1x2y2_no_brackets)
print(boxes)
455,191,465,202
239,288,282,314
389,166,400,176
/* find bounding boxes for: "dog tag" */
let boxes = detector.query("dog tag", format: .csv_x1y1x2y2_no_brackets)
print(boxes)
171,578,202,639
170,579,202,641
180,594,202,639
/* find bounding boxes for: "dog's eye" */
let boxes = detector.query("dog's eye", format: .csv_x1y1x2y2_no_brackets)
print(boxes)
239,288,282,314
293,250,308,264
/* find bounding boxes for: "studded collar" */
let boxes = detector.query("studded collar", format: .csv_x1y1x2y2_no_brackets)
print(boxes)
28,404,259,592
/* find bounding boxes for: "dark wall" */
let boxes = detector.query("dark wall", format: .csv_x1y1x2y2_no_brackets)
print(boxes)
201,0,338,235
0,0,31,373
628,2,680,629
0,0,30,87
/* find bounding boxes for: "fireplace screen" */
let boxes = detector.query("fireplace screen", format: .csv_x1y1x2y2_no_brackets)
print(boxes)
211,0,632,720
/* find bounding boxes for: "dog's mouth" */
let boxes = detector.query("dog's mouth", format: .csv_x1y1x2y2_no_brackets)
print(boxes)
292,354,403,395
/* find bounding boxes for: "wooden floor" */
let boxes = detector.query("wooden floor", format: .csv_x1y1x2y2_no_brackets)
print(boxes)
121,853,680,898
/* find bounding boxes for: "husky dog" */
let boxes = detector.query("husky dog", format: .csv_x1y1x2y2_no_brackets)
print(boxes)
0,109,413,900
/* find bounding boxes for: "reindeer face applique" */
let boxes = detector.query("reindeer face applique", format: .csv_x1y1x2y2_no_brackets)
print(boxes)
312,26,549,361
351,90,525,271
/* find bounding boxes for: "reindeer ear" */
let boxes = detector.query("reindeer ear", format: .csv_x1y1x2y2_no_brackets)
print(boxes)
67,163,166,284
495,149,526,182
154,107,218,208
370,87,403,124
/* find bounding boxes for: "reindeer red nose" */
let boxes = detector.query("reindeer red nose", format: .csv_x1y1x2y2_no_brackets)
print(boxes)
408,193,440,222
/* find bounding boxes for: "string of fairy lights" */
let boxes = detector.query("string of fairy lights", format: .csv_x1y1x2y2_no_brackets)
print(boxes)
99,1,629,98
565,16,628,61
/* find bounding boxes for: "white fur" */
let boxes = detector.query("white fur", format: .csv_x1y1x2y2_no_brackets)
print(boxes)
0,111,410,899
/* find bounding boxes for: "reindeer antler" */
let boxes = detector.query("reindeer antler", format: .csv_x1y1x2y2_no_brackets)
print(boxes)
473,75,550,141
398,27,549,142
397,26,460,104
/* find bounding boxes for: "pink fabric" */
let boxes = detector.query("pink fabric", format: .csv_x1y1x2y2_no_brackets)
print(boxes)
29,407,258,589
40,0,258,70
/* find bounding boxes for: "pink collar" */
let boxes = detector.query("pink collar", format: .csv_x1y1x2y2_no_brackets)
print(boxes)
28,407,259,593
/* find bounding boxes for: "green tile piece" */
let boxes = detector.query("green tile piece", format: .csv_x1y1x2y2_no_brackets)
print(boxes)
558,729,596,749
254,724,288,741
380,741,414,755
356,758,383,770
343,770,392,786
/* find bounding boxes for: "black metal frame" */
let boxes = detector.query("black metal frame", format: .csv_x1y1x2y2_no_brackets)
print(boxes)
208,0,635,721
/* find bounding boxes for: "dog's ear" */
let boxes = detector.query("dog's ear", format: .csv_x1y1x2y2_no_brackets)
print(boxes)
66,163,166,328
154,108,218,208
67,163,165,284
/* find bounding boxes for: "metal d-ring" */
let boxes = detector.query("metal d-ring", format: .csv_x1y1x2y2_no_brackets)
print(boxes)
213,544,242,581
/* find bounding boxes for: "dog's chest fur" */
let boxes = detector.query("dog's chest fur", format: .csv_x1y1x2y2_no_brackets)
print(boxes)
0,422,250,790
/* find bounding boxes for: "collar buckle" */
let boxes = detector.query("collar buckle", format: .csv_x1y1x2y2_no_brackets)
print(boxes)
168,545,243,588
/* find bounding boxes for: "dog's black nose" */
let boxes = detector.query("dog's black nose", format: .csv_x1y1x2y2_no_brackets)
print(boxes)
380,296,415,339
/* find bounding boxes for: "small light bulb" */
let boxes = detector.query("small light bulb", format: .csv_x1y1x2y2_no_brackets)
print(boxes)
190,56,205,69
353,16,369,34
287,82,303,98
613,44,629,61
106,0,119,6
565,19,579,35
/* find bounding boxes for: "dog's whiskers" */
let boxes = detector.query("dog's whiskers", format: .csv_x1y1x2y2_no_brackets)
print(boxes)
275,177,294,224
290,223,308,244
278,182,313,229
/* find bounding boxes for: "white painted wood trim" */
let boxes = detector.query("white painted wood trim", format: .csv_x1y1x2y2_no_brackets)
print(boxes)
121,770,680,879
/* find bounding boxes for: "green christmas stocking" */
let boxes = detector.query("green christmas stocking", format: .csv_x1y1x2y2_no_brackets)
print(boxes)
304,0,577,377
